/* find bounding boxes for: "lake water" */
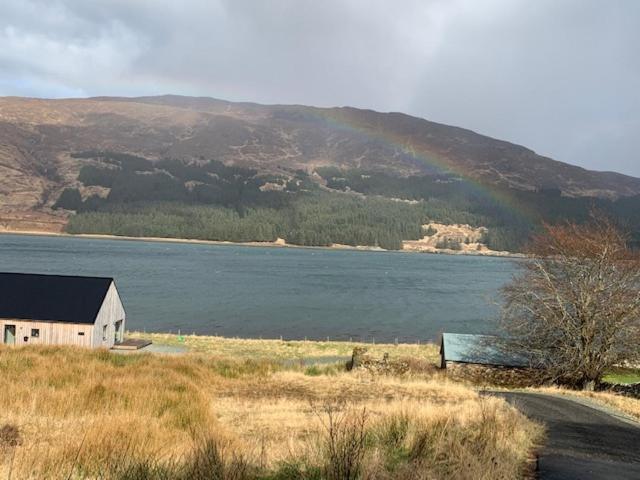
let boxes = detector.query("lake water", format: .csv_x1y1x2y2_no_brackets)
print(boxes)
0,234,517,342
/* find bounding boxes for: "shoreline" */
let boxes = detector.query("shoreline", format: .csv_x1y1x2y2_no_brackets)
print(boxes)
0,229,525,258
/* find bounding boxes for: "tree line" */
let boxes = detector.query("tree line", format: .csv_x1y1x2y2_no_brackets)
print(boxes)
66,194,463,250
57,152,640,252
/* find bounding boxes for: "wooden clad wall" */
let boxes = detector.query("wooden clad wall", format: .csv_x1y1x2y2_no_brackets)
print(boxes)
1,280,126,349
0,319,93,347
92,282,126,349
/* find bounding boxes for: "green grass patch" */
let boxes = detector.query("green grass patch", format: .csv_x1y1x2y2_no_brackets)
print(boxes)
603,368,640,385
95,350,150,367
303,363,345,376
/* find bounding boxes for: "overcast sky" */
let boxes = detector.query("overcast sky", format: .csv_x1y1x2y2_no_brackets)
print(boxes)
1,0,638,176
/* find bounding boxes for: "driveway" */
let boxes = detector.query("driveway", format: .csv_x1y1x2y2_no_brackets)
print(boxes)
489,392,640,479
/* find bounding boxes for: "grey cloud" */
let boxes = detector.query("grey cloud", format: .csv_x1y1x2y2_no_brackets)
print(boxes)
0,0,638,176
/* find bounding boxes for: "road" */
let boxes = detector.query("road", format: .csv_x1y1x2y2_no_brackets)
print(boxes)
489,392,640,479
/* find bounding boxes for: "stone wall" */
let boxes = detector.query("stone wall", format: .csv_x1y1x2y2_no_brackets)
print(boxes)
444,361,542,387
348,347,412,375
599,382,640,399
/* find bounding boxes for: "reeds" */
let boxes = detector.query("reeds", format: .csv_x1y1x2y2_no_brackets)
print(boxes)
0,345,541,479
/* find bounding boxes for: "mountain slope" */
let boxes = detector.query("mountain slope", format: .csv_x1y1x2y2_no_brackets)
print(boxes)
1,94,639,217
1,95,639,250
94,95,640,198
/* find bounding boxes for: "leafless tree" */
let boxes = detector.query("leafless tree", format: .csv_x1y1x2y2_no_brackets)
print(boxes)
501,213,640,390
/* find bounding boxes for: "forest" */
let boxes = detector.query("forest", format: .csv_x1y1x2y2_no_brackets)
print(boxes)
57,152,640,251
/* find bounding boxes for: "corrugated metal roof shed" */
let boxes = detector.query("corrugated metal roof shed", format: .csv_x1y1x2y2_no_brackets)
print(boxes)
440,333,531,368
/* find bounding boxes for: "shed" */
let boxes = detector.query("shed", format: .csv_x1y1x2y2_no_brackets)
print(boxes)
0,272,125,349
439,333,531,369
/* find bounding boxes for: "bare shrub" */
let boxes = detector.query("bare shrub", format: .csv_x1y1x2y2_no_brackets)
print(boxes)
182,436,252,480
314,402,369,480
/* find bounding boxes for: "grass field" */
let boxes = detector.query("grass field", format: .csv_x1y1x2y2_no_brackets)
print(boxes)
602,368,640,385
127,331,441,363
0,343,541,479
130,332,640,421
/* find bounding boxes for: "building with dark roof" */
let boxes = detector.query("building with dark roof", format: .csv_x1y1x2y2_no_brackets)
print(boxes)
0,272,125,348
440,333,531,369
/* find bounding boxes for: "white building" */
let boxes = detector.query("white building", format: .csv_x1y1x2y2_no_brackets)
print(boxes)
0,272,126,349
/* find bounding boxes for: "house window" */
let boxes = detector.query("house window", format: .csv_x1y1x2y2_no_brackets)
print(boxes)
23,337,29,342
102,325,107,341
78,332,85,336
31,329,40,338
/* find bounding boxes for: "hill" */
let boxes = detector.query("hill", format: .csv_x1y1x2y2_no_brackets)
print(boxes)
1,95,640,251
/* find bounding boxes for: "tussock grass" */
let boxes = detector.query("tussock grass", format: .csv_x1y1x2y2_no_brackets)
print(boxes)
0,345,541,479
127,331,440,364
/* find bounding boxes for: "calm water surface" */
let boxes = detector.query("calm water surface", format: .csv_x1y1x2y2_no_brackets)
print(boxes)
0,234,516,342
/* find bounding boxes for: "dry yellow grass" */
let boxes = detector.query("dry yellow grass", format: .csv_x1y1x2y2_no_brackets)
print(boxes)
128,331,440,363
531,386,640,421
0,345,541,479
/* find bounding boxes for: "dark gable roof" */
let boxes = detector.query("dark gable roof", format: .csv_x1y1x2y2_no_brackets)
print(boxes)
441,333,532,368
0,272,114,324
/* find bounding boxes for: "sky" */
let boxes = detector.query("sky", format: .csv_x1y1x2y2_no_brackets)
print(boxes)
1,0,639,176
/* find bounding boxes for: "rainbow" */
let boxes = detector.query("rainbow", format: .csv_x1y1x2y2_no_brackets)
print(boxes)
302,106,539,222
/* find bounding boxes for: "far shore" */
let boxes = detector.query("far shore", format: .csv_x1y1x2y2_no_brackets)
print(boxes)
0,228,525,258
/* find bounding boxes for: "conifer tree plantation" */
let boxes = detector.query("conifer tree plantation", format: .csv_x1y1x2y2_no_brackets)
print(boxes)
56,151,640,252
